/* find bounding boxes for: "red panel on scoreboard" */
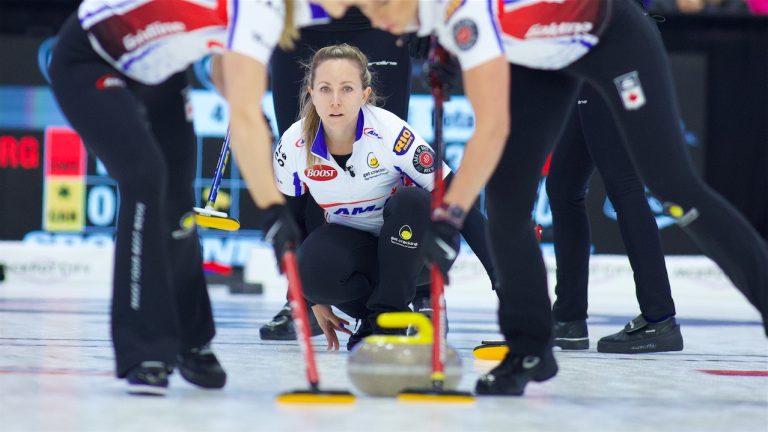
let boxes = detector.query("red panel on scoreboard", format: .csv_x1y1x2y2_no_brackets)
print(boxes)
44,127,86,176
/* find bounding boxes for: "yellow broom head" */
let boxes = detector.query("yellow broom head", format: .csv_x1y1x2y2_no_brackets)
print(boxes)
472,341,508,361
276,389,356,405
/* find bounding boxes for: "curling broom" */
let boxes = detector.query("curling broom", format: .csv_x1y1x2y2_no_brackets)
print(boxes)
276,250,355,404
398,39,474,404
193,128,240,231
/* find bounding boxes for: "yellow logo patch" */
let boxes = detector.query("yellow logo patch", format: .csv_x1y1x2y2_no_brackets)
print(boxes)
393,127,414,155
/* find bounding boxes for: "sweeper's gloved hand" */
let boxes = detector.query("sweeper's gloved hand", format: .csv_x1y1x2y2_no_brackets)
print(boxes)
424,44,461,98
261,204,302,272
423,204,465,283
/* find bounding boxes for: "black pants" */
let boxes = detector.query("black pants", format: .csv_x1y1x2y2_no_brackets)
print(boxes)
49,15,215,377
297,188,430,318
488,0,768,354
547,84,675,323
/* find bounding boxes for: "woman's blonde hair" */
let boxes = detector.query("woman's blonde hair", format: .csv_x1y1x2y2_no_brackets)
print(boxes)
278,0,299,50
298,43,380,166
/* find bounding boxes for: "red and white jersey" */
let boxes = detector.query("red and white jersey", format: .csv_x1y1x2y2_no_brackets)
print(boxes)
78,0,330,84
496,0,610,69
273,105,449,235
416,0,506,71
418,0,610,71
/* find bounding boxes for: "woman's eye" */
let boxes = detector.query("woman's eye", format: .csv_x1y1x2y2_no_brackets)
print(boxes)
320,86,330,92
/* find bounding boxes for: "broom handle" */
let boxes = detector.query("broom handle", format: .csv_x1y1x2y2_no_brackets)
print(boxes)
429,38,448,389
205,128,231,208
283,250,320,390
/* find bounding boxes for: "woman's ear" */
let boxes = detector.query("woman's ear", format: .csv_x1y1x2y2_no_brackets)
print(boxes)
362,86,372,103
308,87,315,103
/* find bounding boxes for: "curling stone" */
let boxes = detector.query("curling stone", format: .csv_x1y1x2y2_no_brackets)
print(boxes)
347,312,462,397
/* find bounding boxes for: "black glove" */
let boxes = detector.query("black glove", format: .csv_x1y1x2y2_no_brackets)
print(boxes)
261,204,302,272
422,45,462,97
407,34,432,60
423,203,464,283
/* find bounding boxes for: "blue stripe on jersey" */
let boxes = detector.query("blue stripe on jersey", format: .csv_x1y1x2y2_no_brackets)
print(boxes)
486,0,504,50
394,166,424,188
292,172,303,196
404,173,423,188
355,108,364,141
309,2,329,19
577,38,595,49
122,44,160,71
227,0,240,49
310,123,329,159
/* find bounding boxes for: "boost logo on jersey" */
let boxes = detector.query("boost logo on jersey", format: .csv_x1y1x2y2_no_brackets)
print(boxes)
393,127,414,155
305,165,338,181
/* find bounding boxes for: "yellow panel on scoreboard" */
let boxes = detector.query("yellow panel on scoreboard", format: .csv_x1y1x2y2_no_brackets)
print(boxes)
44,177,86,232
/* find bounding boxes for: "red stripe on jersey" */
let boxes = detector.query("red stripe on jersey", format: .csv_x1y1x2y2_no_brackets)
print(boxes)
498,0,603,39
217,0,228,23
318,195,387,209
89,0,226,60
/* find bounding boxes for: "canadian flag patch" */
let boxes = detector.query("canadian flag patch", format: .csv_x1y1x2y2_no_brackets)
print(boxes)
613,71,646,110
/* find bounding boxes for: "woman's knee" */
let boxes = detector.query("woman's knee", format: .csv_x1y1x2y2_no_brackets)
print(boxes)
385,187,430,216
545,173,587,205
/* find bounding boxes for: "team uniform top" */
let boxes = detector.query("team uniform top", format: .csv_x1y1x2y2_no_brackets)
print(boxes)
274,105,449,236
77,0,330,84
417,0,610,71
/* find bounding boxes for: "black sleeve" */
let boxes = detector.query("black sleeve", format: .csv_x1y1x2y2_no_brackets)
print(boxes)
284,193,309,239
444,173,497,287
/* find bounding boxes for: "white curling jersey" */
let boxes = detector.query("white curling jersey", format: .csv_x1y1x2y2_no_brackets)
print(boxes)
417,0,610,71
78,0,330,84
273,105,449,236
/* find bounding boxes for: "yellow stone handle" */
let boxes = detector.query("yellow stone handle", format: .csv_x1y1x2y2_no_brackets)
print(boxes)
363,312,433,345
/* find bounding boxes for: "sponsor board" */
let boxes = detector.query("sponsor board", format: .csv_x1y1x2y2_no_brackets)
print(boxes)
0,241,112,285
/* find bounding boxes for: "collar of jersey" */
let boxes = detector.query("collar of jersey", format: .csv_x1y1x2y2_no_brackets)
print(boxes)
310,108,365,160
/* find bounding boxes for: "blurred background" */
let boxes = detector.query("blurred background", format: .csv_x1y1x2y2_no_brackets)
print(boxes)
1,0,766,284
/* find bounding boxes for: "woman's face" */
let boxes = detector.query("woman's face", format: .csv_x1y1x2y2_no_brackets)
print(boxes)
327,0,419,34
309,59,371,134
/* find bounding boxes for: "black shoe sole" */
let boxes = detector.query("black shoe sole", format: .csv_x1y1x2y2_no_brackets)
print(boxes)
127,384,167,396
475,356,558,396
178,367,227,389
597,330,684,354
259,326,324,341
259,326,298,341
553,337,589,350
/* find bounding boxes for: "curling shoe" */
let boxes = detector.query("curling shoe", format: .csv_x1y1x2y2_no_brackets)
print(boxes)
475,348,558,396
259,301,323,341
407,294,449,336
126,361,171,396
552,319,589,350
177,343,227,389
347,315,408,351
597,315,683,354
346,319,374,351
